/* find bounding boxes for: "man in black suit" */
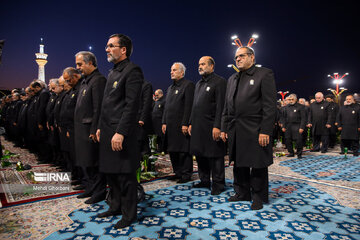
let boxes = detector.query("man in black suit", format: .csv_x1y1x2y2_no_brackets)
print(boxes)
61,68,82,183
162,62,194,183
336,95,360,156
281,94,306,158
189,56,226,195
96,34,144,229
30,80,51,163
74,51,107,204
325,94,339,148
137,80,153,156
152,89,166,152
307,92,332,153
221,46,277,210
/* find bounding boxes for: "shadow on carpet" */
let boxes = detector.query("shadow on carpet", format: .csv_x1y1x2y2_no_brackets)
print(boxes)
45,179,360,240
280,155,360,181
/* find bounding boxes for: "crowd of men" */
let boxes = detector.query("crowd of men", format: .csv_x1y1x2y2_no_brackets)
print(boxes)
0,33,359,229
277,92,359,158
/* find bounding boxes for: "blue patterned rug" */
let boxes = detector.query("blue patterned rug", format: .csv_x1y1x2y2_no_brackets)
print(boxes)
45,179,359,240
280,155,360,181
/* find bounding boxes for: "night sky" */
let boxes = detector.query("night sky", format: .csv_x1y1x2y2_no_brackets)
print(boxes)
0,0,358,99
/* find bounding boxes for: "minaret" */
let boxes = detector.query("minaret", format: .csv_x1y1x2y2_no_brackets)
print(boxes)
35,38,48,82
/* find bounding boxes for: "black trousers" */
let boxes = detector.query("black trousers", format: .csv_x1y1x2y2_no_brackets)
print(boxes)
329,133,337,148
82,166,107,198
106,173,138,222
196,156,225,190
285,126,303,156
169,152,193,180
341,139,359,155
313,135,329,152
233,166,269,203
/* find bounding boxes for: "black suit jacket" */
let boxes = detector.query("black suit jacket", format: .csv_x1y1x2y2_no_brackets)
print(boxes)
222,65,277,167
74,69,106,166
98,59,144,173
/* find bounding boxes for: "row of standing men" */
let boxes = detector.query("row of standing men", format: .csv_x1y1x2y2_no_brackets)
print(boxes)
278,92,360,158
0,34,278,229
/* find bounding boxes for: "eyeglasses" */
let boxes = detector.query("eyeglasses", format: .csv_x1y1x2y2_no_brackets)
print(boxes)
105,44,121,50
234,53,251,61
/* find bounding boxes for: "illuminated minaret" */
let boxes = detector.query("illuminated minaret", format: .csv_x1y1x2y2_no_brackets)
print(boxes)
35,38,48,82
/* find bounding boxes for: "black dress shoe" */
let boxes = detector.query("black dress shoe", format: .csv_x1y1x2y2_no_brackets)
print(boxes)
114,219,134,229
193,182,210,188
286,154,295,157
228,194,251,202
85,194,106,204
96,210,121,218
251,200,263,210
297,155,303,159
321,150,327,153
211,188,224,195
339,152,345,155
177,178,191,183
73,185,85,190
77,191,92,199
310,149,320,152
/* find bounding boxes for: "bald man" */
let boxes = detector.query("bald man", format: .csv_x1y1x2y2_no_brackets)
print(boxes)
189,56,226,195
307,92,332,153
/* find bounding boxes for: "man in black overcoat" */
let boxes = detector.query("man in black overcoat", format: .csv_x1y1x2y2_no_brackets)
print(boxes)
61,68,82,182
281,94,306,158
221,46,277,210
30,80,51,162
152,89,166,152
162,62,194,183
95,34,144,229
53,77,68,169
307,92,332,153
74,51,107,204
137,80,153,156
336,95,360,156
189,56,226,195
325,94,339,148
45,79,59,163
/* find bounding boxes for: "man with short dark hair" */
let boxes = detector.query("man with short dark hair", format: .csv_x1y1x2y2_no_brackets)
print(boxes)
152,89,166,153
74,51,107,204
221,46,277,210
281,94,306,158
96,34,144,229
30,80,51,163
61,68,82,182
189,56,226,195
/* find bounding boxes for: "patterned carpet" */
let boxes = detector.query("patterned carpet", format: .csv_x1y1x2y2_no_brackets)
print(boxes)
45,179,360,240
280,155,360,181
1,136,360,240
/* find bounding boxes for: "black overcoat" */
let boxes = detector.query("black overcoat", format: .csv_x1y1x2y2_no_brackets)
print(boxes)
162,78,194,152
336,104,360,140
74,69,106,167
98,59,144,174
282,103,306,138
308,100,332,136
190,72,226,158
221,65,277,168
152,96,165,137
328,101,339,135
137,80,154,140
